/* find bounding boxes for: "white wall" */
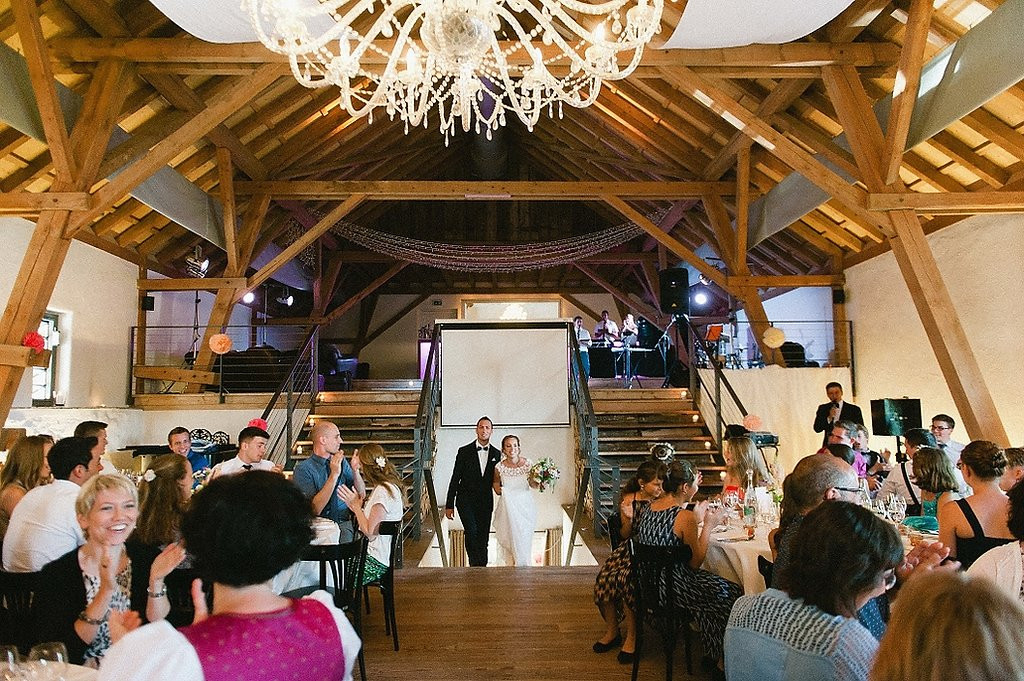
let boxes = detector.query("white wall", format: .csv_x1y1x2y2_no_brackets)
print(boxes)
846,213,1024,445
737,287,836,366
0,217,138,409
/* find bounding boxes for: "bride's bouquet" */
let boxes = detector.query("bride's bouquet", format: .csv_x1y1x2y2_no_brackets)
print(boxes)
529,458,561,493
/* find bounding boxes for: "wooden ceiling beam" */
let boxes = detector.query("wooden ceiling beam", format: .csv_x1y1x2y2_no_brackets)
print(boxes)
867,191,1024,214
234,180,734,200
926,131,1009,188
317,261,410,325
573,264,664,324
882,0,932,185
0,192,90,212
66,65,280,234
12,0,76,181
52,37,900,68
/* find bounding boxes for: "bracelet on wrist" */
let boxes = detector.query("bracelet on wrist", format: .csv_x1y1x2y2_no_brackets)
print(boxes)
78,609,109,626
147,585,168,598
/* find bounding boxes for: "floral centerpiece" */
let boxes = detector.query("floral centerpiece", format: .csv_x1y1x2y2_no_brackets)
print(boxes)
529,458,561,493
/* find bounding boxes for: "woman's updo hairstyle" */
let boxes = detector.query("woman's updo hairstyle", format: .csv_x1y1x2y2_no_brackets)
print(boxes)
960,440,1007,480
622,459,667,494
662,460,697,494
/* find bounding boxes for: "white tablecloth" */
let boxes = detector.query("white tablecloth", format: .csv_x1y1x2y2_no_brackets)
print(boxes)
703,526,773,595
271,519,341,595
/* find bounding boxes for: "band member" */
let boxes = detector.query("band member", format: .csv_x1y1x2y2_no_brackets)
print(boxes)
593,310,619,343
621,314,639,347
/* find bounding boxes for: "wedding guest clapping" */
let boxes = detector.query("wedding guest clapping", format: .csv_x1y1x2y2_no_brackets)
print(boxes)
34,474,185,666
337,444,405,584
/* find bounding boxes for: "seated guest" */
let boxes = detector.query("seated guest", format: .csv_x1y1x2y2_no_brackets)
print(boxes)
97,471,361,681
871,571,1024,681
136,454,192,559
722,436,772,498
592,460,666,661
167,427,209,476
209,425,281,478
877,428,936,516
726,502,903,681
0,434,52,538
999,446,1024,492
938,440,1014,570
2,436,101,572
34,474,184,666
828,420,867,478
903,447,959,532
929,413,966,465
75,421,117,474
851,424,887,492
337,444,405,584
969,471,1024,599
633,461,740,669
292,421,364,542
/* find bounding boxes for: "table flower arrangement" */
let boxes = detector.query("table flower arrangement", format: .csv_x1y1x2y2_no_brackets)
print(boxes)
529,458,561,493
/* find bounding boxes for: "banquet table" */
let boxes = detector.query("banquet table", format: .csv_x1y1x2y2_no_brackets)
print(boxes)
271,518,341,594
703,525,774,595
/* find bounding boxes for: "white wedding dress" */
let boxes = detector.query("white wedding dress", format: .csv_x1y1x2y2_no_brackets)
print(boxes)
493,460,538,566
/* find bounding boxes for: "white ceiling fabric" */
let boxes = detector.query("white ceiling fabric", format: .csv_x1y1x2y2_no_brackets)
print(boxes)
152,0,855,48
661,0,856,49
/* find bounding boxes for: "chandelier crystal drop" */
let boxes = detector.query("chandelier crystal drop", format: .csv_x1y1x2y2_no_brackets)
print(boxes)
244,0,663,140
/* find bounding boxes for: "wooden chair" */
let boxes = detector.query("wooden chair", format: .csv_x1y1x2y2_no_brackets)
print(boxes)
629,541,695,681
362,520,402,651
0,570,41,654
303,534,369,680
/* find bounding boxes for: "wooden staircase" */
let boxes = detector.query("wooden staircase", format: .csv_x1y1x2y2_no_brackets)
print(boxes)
289,381,422,471
590,387,723,526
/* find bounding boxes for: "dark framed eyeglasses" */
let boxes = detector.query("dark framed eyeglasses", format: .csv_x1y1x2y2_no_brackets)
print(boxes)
834,486,861,494
930,425,952,431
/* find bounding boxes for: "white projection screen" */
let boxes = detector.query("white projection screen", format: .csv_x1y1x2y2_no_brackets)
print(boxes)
439,322,570,427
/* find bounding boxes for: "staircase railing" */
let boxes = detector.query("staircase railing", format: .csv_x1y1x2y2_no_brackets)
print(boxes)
567,329,603,561
679,316,748,459
413,327,443,560
260,327,319,468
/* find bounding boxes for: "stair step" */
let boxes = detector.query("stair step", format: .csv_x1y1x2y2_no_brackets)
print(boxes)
318,390,421,404
589,388,693,400
311,404,419,417
593,401,701,414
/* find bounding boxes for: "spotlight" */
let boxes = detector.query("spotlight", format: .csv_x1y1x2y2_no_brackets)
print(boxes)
693,289,709,307
184,245,209,278
242,291,256,304
276,287,294,307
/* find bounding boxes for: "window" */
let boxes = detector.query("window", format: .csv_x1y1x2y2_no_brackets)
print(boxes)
31,312,60,407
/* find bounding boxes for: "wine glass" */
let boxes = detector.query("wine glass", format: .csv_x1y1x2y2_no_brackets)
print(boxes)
26,643,67,681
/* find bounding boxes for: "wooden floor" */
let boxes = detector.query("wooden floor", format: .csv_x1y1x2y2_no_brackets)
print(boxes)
359,566,709,681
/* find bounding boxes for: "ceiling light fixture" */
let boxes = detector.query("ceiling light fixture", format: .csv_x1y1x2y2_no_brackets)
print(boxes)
184,245,210,278
244,0,663,141
276,287,294,307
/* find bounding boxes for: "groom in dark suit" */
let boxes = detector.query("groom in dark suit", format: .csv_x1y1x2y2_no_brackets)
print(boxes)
813,381,864,447
445,416,501,566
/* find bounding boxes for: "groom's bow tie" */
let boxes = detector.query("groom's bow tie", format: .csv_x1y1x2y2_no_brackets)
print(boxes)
477,446,488,452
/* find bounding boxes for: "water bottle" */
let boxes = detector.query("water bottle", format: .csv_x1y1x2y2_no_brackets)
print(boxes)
742,469,757,539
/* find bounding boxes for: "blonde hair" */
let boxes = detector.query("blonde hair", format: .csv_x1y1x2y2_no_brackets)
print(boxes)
76,473,138,517
726,436,772,487
356,443,404,501
871,571,1024,681
0,435,51,492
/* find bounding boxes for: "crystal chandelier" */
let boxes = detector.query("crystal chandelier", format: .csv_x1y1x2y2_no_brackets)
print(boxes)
244,0,663,140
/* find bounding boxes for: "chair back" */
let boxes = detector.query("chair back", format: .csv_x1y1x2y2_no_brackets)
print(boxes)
302,534,368,612
376,520,402,570
606,513,624,550
0,570,41,653
629,541,692,619
757,555,774,589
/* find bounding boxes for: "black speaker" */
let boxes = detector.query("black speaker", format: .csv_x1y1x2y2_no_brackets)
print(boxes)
659,268,689,315
832,288,846,304
141,295,155,311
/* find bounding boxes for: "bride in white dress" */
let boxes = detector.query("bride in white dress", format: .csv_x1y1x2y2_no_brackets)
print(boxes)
492,435,538,566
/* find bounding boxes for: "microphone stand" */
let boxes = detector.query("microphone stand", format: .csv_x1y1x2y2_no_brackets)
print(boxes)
657,315,678,388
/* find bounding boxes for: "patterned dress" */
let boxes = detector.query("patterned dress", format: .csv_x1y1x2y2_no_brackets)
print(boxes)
593,500,650,616
633,505,742,661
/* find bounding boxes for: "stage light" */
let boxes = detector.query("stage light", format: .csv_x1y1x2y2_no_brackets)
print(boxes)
242,291,256,304
184,245,210,278
276,287,294,307
693,290,709,306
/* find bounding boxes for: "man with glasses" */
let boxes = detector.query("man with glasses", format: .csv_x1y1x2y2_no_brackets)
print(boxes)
930,413,965,466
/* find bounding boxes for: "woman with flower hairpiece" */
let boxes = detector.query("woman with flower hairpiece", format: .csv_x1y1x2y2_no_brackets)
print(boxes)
337,443,405,584
491,435,538,567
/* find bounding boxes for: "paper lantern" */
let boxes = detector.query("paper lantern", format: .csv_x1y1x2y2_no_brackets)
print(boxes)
743,414,764,431
762,326,786,349
208,333,232,355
